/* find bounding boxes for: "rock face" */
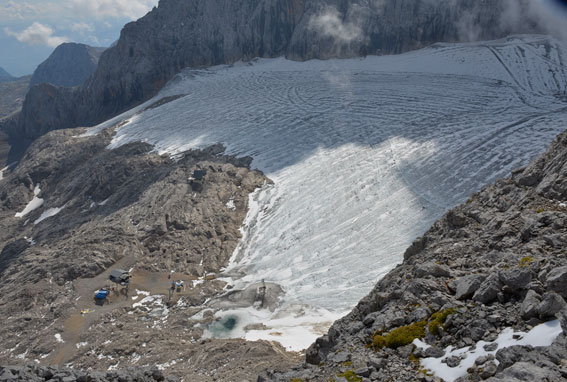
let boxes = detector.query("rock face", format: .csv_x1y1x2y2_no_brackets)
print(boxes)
29,43,105,88
0,76,29,121
5,0,552,143
263,130,567,381
0,67,13,82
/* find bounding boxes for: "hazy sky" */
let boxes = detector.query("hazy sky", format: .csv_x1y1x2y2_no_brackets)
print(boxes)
0,0,159,76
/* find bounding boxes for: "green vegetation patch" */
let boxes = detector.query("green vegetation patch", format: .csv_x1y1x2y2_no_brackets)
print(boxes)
289,379,304,382
519,256,534,268
336,370,362,382
372,320,427,350
428,308,455,336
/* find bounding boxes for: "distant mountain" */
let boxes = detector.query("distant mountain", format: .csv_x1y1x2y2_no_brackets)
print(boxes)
0,67,14,83
29,43,105,88
0,75,30,120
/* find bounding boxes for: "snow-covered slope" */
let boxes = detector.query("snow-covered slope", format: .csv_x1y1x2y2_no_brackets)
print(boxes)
91,35,567,350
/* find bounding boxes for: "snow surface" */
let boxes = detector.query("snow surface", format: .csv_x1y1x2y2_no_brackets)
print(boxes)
34,205,65,224
54,333,64,343
15,184,43,218
89,35,567,348
417,319,563,382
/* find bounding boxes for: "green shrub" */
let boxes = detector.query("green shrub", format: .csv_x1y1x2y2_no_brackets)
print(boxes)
371,334,386,350
428,308,455,336
336,371,362,382
372,320,427,350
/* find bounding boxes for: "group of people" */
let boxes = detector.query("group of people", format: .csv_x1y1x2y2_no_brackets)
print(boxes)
171,279,185,291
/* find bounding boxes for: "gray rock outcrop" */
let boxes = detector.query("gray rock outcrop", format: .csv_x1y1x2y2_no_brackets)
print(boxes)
0,116,303,380
5,0,554,144
0,364,179,382
29,43,105,88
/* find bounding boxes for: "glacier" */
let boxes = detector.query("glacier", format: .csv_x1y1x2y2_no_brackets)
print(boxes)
89,35,567,350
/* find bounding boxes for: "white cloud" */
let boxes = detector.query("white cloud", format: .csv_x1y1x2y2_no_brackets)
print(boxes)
71,22,95,34
0,1,59,21
309,6,363,44
4,22,68,47
69,0,157,20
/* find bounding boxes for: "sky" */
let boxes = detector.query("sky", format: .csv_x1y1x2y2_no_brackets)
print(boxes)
2,0,567,77
0,0,159,76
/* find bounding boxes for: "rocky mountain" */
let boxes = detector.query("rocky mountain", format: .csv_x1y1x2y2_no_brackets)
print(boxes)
3,0,552,144
264,130,567,381
0,75,31,165
29,43,105,88
0,76,29,121
0,67,14,82
0,100,300,379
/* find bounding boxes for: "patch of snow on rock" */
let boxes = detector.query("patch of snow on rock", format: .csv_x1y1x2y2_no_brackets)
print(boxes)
54,333,64,343
34,205,65,224
420,319,563,382
15,184,43,218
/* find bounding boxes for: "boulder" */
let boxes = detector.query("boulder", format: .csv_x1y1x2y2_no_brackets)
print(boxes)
537,292,566,318
486,361,562,381
415,262,451,278
455,274,486,300
559,308,567,334
367,357,387,370
546,266,567,297
424,346,445,358
355,367,371,377
520,290,541,320
499,269,532,291
480,361,498,379
473,273,502,304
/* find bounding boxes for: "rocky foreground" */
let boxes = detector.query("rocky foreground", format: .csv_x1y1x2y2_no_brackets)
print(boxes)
0,365,179,382
0,111,300,380
262,131,567,382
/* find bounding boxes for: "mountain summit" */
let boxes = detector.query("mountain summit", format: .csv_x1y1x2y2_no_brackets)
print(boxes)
30,43,105,88
0,67,14,83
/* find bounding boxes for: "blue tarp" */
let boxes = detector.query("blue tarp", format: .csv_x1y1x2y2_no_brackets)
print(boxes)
95,290,109,299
